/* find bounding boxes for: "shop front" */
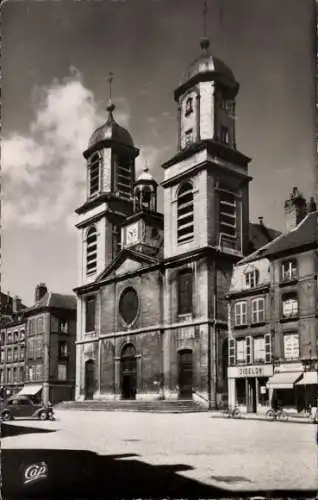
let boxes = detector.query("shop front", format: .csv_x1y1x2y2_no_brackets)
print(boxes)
228,364,274,413
266,363,304,412
295,371,317,412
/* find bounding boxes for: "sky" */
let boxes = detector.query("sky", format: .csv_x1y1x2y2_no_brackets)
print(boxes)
1,0,316,306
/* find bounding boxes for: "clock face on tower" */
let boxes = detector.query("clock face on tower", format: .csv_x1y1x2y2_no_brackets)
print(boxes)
126,222,138,245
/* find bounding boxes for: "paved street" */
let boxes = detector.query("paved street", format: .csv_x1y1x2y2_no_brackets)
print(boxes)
2,410,317,497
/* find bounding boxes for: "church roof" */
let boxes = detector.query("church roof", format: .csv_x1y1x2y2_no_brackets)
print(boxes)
87,102,134,150
175,38,239,100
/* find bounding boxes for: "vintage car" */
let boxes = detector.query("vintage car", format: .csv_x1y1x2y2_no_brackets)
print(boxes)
0,395,54,421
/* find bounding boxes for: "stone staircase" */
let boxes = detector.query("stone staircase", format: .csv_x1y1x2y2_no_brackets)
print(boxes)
54,399,208,413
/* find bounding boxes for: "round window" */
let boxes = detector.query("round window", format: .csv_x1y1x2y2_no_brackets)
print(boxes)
119,287,139,325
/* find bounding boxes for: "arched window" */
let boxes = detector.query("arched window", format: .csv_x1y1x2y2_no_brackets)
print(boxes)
86,226,97,275
177,182,194,243
88,153,101,197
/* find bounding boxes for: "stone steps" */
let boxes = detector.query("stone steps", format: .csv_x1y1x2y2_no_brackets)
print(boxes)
55,399,208,413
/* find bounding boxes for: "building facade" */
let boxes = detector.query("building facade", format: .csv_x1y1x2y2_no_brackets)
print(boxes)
228,189,318,413
74,35,279,407
0,295,27,398
24,283,77,405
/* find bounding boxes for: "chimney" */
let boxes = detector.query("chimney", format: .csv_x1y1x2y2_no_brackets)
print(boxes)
284,187,307,232
12,295,22,313
35,283,48,303
258,216,264,225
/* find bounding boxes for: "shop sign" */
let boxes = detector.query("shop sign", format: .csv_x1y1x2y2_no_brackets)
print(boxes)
228,364,273,378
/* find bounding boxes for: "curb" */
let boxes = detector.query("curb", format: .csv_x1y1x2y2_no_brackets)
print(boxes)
209,413,315,424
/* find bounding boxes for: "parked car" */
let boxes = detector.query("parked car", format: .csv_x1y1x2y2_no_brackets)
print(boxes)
0,395,54,421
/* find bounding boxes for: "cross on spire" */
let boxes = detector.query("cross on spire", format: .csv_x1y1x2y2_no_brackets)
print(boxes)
107,72,114,100
106,72,115,113
202,0,208,38
200,0,210,52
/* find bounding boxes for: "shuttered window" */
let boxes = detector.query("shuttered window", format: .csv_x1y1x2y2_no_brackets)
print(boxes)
228,338,236,366
246,336,252,364
88,153,101,197
177,183,194,243
264,333,272,363
86,226,98,275
234,301,247,326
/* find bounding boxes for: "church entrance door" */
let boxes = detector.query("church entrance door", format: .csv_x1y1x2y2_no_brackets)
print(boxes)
84,359,95,400
178,349,193,399
120,344,137,400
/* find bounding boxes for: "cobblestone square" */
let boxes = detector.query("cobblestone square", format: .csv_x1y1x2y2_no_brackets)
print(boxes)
3,410,317,495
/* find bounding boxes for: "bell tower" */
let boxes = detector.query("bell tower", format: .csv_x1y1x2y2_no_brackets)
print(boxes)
75,75,139,287
121,167,163,257
161,2,252,408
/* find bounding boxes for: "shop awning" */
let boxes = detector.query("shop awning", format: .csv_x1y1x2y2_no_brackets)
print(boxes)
17,385,43,396
267,372,303,389
296,371,318,386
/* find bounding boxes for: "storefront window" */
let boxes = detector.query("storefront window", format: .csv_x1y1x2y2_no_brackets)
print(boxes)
236,379,245,405
258,377,268,405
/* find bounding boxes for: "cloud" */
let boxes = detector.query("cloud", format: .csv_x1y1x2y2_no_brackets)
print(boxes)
2,68,130,230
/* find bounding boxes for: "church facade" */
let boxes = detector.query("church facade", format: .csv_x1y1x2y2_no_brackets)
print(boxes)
74,36,269,408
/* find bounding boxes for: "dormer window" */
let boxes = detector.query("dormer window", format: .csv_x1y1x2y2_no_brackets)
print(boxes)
281,259,297,282
88,152,101,197
245,269,259,288
185,97,193,116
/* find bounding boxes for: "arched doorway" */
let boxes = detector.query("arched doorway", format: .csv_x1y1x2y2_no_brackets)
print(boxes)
120,344,137,400
178,349,193,399
84,359,95,400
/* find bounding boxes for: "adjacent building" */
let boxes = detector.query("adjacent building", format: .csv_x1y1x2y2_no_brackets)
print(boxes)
0,295,27,398
23,283,77,404
227,189,318,413
74,34,278,407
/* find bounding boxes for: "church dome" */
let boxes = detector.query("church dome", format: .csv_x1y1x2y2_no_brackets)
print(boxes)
135,167,156,184
175,38,238,100
88,102,134,150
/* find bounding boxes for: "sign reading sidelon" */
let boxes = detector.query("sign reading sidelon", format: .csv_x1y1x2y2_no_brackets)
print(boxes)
228,364,273,379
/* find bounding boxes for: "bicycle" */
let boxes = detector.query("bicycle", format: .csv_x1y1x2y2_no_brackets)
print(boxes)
222,405,242,418
265,408,289,422
308,408,318,424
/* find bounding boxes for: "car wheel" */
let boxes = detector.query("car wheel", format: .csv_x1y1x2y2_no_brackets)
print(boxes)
39,410,48,421
2,411,11,421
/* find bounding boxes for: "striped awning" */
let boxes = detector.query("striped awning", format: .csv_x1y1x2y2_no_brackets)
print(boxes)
267,372,303,389
296,371,318,386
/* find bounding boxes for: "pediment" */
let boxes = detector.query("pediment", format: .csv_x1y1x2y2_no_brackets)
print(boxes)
97,249,158,282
